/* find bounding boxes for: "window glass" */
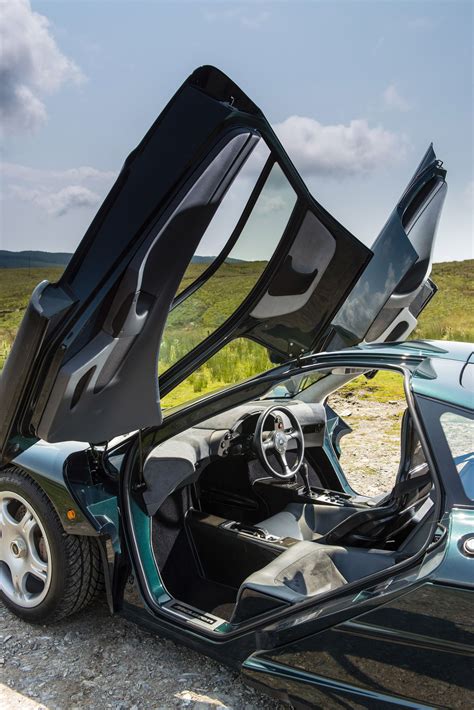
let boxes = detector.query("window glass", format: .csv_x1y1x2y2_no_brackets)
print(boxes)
327,371,406,496
160,163,297,374
161,338,272,408
262,372,329,399
176,142,270,296
440,411,474,500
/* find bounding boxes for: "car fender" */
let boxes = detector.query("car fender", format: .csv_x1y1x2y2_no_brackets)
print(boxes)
5,439,98,536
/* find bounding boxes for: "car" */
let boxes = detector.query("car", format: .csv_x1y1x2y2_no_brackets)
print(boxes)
1,66,472,709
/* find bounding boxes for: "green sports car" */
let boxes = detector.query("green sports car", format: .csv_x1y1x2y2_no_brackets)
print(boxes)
1,66,472,708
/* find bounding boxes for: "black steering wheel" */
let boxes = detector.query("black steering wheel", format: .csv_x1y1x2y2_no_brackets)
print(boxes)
254,405,305,479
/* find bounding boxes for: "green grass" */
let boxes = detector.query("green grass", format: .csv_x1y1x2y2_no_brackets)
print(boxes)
0,267,64,367
413,260,474,342
338,370,406,402
1,259,472,407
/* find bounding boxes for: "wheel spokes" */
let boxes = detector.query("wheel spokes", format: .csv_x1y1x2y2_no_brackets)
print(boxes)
20,510,37,541
0,497,19,527
276,450,292,476
28,544,48,582
12,569,29,599
285,427,302,441
0,491,51,607
262,435,275,451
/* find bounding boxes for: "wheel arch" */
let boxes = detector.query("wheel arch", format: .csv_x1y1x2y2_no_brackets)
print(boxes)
2,452,98,537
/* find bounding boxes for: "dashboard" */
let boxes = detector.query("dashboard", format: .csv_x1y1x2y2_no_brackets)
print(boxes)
142,399,327,517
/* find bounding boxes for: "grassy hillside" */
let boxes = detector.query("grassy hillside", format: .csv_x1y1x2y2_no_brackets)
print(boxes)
0,267,64,367
412,260,474,342
0,260,472,406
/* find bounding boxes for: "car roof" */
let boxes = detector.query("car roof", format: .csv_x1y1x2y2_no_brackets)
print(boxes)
351,340,473,410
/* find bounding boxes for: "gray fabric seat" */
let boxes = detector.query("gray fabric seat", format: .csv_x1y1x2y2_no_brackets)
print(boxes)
257,502,358,541
231,540,395,622
256,410,433,547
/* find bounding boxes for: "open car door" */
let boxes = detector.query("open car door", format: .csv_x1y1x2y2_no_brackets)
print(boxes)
0,66,372,454
322,144,447,350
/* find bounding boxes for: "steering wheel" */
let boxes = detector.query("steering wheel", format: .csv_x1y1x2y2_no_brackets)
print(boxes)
254,405,304,479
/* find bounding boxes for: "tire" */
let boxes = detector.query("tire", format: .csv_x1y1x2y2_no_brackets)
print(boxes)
0,466,104,623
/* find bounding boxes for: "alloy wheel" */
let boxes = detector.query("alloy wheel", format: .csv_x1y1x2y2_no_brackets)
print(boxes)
0,490,52,608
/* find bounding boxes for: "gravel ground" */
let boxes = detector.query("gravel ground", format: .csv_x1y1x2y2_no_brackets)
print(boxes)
0,397,405,710
0,601,284,710
328,393,406,497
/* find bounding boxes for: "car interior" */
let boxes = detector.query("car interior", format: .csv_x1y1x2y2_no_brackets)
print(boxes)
129,367,438,630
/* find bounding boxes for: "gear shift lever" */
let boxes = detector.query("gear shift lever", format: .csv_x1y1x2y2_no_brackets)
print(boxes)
299,462,312,496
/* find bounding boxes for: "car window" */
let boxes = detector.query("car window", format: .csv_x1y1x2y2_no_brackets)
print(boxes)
175,141,271,297
161,338,272,408
160,162,297,375
326,370,407,497
440,411,474,500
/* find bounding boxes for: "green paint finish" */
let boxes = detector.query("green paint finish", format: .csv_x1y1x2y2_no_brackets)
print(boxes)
242,657,428,708
88,495,121,552
129,497,171,605
436,507,474,585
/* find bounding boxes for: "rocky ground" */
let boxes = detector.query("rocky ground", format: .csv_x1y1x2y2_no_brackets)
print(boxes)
328,393,406,497
0,601,284,710
0,397,405,710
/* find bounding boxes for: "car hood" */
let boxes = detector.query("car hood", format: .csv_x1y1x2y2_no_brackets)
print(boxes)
0,66,446,453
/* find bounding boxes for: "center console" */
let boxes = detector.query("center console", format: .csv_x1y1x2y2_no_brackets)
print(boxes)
252,476,359,515
185,509,296,590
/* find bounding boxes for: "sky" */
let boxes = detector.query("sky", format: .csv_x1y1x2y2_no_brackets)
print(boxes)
0,0,473,263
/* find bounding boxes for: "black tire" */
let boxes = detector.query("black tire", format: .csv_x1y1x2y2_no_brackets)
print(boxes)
0,466,104,623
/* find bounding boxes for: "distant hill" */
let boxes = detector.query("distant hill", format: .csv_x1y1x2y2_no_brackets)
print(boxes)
0,250,72,269
0,250,245,269
192,255,245,264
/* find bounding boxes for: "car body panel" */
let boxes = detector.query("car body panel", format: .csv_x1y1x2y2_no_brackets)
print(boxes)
2,439,94,535
242,585,473,708
0,63,467,710
241,510,474,709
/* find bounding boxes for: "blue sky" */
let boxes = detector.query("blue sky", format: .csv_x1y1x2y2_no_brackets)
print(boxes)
1,0,472,262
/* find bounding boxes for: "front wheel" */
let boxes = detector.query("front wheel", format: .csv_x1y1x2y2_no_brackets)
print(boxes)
0,466,103,623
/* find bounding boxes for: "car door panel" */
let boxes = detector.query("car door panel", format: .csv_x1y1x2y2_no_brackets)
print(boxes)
323,145,447,350
0,66,372,452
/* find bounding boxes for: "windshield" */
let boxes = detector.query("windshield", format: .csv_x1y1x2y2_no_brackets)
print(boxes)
262,371,328,399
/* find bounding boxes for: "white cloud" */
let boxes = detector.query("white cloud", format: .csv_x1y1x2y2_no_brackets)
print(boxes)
2,161,116,217
0,0,84,133
255,193,287,215
1,162,116,183
383,84,411,112
240,11,270,30
11,184,101,216
270,116,406,178
373,36,385,54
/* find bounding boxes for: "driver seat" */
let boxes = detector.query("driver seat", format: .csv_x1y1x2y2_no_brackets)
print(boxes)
256,411,433,548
